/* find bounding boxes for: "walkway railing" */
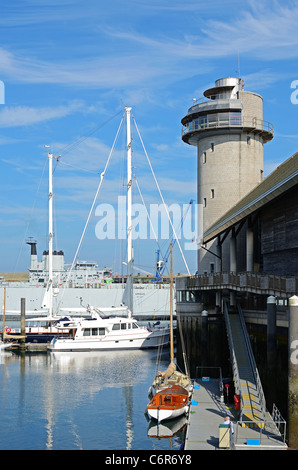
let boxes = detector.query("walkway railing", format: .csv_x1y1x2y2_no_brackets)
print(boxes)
187,271,298,298
223,303,244,421
182,116,273,137
237,304,266,421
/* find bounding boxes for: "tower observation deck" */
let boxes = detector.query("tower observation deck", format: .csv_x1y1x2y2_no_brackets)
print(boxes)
182,77,273,145
181,77,274,275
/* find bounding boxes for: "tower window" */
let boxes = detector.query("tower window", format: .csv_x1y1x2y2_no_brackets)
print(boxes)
211,189,215,199
211,143,214,152
203,152,207,163
203,197,207,207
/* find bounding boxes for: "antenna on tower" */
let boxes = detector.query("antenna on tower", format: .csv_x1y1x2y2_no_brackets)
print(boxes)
237,50,241,78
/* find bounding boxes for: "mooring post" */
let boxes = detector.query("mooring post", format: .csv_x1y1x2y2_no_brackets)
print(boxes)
201,310,208,371
288,295,298,448
267,295,277,366
20,298,26,350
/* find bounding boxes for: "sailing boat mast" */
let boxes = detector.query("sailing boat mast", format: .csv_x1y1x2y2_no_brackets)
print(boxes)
125,107,133,316
48,151,54,318
170,242,174,363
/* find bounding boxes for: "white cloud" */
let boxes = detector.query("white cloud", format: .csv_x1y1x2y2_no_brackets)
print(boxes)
0,101,82,127
0,1,297,92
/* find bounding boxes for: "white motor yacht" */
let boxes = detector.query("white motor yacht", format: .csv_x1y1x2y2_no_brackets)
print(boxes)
48,311,170,352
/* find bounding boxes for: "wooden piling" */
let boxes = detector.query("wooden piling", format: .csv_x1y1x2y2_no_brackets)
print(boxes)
20,298,26,350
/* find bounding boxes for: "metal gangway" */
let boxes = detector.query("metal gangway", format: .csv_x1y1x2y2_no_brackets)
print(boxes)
224,303,267,426
224,303,287,448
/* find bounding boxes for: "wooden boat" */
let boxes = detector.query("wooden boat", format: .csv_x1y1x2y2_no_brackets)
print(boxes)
146,384,189,422
148,244,192,398
146,244,192,422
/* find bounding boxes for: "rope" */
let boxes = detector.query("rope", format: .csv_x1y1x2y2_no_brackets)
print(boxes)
55,113,125,313
132,116,190,275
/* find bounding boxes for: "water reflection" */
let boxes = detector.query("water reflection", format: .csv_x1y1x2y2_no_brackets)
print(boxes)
1,349,182,450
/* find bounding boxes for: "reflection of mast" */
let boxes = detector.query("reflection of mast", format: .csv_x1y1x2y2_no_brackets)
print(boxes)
124,386,134,450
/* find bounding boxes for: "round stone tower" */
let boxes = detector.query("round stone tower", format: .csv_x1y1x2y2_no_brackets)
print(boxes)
181,77,273,274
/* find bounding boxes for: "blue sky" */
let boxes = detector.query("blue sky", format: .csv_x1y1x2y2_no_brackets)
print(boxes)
0,0,298,275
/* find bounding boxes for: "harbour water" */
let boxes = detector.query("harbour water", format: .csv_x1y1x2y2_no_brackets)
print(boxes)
0,333,186,451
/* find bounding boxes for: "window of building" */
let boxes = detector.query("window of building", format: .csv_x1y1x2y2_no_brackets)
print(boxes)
211,189,215,199
211,143,214,152
203,151,207,163
203,197,207,207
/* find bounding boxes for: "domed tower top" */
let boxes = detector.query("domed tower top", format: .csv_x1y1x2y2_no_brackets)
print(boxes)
203,77,244,100
181,76,273,145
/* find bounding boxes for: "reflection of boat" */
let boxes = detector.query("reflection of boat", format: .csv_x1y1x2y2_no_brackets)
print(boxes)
48,310,169,352
146,245,191,422
146,384,189,422
147,414,187,439
0,340,12,350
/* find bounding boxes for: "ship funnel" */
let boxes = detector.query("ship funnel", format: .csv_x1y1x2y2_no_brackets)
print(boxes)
26,237,38,269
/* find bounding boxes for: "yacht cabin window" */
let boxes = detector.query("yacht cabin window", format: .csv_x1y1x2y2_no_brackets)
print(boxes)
83,327,106,336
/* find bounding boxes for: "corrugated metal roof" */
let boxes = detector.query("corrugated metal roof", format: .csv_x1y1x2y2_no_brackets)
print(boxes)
203,152,298,243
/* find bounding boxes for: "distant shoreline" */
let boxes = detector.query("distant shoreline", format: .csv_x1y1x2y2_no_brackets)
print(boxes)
0,272,29,282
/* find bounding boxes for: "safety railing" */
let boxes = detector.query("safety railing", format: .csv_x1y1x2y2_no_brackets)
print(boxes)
182,116,274,137
186,271,298,298
272,403,287,443
223,303,244,421
237,304,267,421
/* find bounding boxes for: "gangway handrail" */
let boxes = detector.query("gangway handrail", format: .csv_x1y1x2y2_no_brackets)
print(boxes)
237,304,267,420
223,303,244,421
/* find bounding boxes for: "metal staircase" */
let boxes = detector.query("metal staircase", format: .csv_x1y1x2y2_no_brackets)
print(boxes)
224,304,266,427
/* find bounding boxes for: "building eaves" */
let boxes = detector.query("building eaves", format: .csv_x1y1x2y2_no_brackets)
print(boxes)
203,152,298,243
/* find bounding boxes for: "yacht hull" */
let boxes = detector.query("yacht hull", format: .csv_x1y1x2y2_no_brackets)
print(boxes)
48,329,170,352
146,384,190,422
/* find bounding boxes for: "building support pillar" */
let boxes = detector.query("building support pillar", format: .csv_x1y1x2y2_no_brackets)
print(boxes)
216,236,222,273
230,229,237,273
246,222,254,272
288,295,298,449
267,296,277,366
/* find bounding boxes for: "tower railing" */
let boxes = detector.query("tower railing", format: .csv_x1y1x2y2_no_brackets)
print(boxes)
182,116,273,137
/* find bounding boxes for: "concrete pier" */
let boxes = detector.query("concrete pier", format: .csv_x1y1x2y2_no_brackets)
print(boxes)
185,378,287,450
